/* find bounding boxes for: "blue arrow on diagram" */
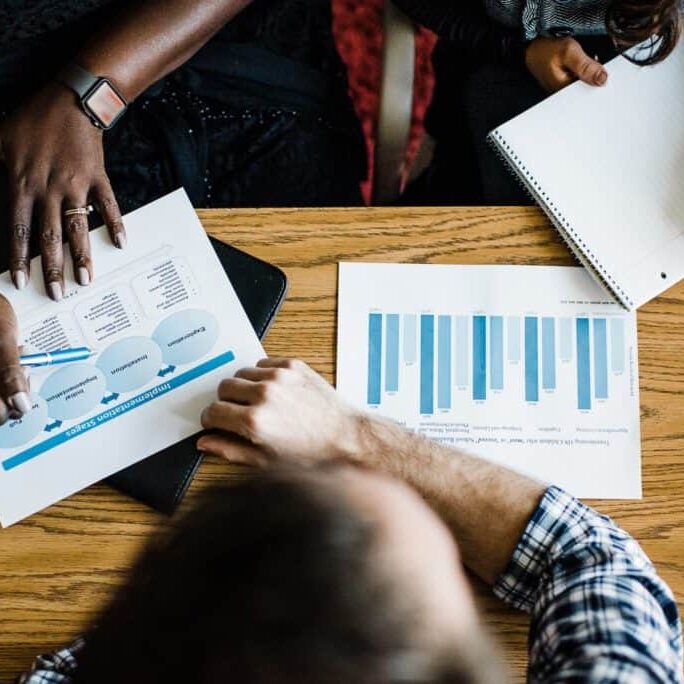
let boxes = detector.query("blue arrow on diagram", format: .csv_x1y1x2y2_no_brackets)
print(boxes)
44,419,63,432
158,365,176,378
101,392,120,405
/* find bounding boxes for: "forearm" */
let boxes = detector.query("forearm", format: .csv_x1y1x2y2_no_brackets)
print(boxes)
75,0,253,101
392,0,526,64
353,414,545,584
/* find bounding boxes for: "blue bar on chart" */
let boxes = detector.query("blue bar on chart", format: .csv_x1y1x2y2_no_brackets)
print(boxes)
524,317,539,402
438,316,452,409
403,314,417,365
455,316,469,387
367,313,382,405
385,314,400,392
593,318,608,399
490,316,504,390
420,315,435,415
542,317,556,390
560,318,572,362
507,316,520,362
472,315,486,400
576,317,591,410
610,318,625,374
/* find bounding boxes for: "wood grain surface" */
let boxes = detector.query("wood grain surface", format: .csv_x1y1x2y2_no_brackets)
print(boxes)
0,206,682,683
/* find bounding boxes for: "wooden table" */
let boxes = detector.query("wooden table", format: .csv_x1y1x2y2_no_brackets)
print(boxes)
1,207,682,682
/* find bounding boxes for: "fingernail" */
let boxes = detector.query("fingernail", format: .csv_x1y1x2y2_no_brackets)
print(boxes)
115,233,127,249
596,70,607,85
48,282,63,301
10,392,31,415
77,267,90,286
12,271,27,290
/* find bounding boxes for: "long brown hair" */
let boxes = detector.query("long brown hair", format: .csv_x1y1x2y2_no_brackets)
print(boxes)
607,0,682,64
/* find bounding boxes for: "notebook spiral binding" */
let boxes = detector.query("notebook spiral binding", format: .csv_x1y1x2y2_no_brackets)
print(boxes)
487,130,634,310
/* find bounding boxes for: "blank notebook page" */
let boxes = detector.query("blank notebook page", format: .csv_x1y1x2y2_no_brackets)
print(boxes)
491,40,684,309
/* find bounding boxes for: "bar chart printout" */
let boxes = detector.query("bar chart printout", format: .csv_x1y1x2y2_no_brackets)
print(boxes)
337,264,641,498
367,313,623,413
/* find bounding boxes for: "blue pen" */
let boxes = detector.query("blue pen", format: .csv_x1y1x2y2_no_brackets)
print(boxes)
19,347,95,368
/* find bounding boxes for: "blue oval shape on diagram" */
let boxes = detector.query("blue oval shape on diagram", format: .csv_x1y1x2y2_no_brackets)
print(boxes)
152,309,219,366
97,337,163,394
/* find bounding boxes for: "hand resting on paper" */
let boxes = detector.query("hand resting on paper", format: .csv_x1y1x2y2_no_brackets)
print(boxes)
0,294,30,423
525,36,609,93
0,83,126,301
198,357,365,467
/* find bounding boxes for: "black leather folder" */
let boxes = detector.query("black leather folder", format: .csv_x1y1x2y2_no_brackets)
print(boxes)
105,237,287,514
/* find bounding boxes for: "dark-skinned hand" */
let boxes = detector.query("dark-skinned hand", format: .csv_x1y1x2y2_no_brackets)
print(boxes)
0,295,30,424
0,82,126,300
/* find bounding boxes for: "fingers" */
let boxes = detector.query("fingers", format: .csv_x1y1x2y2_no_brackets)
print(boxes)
201,401,253,439
234,359,314,385
217,377,267,404
256,357,300,369
63,195,93,286
547,65,574,92
8,190,32,290
40,196,65,301
0,295,30,421
93,177,126,249
234,366,282,382
196,434,267,467
563,41,608,86
0,366,30,413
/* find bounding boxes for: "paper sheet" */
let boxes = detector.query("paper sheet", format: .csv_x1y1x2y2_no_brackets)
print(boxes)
491,39,684,309
336,263,641,499
0,189,264,526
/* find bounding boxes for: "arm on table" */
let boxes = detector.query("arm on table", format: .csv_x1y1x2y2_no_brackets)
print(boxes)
199,358,683,682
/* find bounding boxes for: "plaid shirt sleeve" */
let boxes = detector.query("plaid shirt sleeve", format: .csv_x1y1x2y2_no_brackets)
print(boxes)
17,637,84,684
493,486,683,683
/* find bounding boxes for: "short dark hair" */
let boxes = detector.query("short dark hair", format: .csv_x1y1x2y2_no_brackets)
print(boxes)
74,468,499,683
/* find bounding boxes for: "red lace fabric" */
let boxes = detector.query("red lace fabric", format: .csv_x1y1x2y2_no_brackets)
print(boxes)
333,0,436,201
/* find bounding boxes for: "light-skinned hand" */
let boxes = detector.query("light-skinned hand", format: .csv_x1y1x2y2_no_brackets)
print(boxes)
198,358,364,467
525,36,608,93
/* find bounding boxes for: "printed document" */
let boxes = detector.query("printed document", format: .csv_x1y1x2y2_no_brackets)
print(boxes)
0,189,264,526
336,263,641,498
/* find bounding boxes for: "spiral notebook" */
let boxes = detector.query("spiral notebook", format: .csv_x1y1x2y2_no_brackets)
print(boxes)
488,39,684,310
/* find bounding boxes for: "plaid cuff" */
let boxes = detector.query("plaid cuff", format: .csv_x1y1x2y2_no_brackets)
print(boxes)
17,637,85,684
492,485,592,612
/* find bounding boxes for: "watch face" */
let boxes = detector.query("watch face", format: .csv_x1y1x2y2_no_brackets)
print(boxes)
84,80,126,129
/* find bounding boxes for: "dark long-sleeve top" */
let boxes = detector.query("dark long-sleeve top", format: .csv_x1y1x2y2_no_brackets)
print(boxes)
392,0,527,63
392,0,612,63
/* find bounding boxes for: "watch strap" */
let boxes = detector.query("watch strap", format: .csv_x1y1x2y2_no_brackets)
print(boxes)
59,63,99,98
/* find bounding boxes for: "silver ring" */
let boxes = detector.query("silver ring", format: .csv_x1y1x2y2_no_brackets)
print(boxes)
63,205,94,218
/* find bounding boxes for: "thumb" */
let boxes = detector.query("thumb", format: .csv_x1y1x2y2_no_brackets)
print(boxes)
563,41,608,86
0,295,30,414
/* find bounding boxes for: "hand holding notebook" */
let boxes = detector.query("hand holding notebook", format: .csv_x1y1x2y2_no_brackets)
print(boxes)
489,39,684,310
